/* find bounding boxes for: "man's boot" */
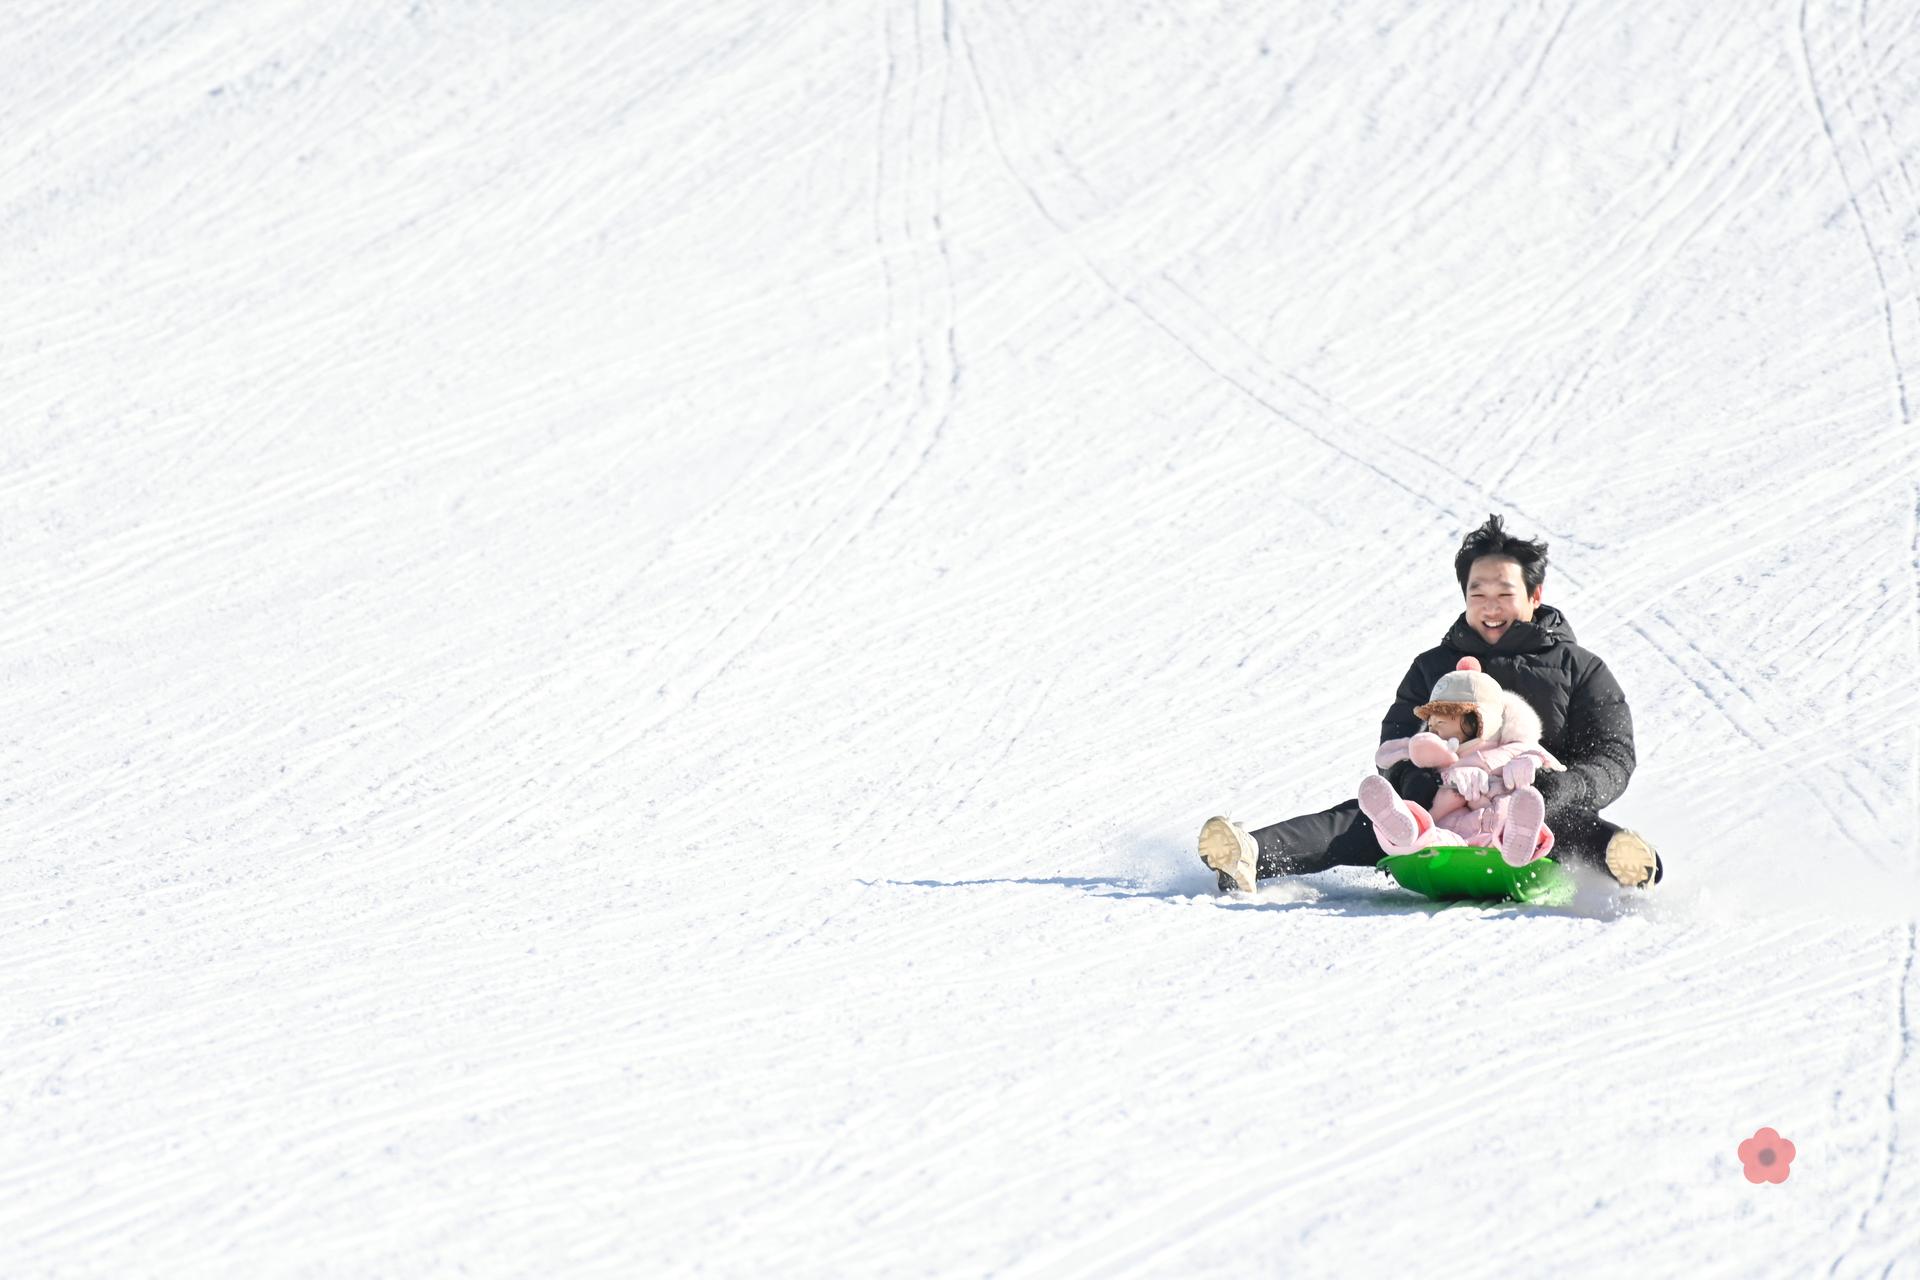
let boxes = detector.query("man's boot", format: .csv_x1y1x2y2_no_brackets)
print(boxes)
1198,816,1258,893
1604,828,1663,889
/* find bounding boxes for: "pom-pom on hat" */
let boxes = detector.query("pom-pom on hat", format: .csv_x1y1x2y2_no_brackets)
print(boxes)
1414,656,1507,741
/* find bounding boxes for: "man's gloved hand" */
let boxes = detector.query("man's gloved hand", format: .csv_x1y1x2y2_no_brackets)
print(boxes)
1531,765,1589,813
1407,732,1458,770
1444,765,1491,803
1501,756,1537,790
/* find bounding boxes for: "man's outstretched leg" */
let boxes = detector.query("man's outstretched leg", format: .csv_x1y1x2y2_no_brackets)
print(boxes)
1542,809,1663,888
1199,799,1390,891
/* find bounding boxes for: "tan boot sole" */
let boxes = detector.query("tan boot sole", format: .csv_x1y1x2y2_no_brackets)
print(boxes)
1605,829,1659,889
1199,816,1258,892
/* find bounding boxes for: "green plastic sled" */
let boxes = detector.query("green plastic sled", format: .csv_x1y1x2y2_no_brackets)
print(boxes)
1377,845,1576,907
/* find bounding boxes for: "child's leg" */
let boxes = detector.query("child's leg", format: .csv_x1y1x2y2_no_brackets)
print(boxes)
1429,788,1467,821
1358,775,1448,855
1358,775,1416,850
1498,785,1548,866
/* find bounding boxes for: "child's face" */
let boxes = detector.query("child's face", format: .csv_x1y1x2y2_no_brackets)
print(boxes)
1427,710,1469,742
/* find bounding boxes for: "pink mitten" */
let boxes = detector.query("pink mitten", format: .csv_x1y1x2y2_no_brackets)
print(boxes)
1407,732,1458,769
1445,765,1491,803
1502,756,1538,789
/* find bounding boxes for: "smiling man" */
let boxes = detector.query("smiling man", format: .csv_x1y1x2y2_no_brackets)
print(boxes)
1198,514,1662,893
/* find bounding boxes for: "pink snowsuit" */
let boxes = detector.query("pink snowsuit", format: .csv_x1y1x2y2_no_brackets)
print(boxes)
1362,688,1566,864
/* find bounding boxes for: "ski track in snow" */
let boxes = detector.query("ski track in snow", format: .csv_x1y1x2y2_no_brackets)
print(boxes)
4,0,1920,1276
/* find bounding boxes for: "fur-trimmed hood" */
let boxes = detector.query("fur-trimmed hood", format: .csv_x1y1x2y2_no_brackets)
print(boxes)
1488,688,1545,748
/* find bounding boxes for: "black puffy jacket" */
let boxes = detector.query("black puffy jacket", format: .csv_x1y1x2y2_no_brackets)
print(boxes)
1380,604,1635,818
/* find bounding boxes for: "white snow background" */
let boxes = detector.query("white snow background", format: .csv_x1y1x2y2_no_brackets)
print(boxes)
4,1,1919,1275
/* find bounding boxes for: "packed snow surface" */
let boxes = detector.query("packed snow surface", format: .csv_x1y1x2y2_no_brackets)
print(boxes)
4,1,1920,1275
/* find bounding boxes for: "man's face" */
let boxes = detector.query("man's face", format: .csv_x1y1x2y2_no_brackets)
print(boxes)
1465,555,1542,646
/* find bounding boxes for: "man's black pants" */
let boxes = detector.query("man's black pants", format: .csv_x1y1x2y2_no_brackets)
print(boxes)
1249,800,1626,880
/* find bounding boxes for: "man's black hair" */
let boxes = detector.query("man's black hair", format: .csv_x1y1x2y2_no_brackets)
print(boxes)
1454,514,1549,595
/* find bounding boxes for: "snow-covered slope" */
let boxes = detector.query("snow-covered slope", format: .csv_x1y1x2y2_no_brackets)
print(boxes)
4,1,1918,1274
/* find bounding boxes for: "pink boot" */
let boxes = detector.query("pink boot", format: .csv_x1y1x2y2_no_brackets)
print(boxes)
1498,785,1548,866
1359,775,1436,855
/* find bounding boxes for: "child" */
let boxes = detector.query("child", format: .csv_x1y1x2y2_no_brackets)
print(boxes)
1357,657,1565,866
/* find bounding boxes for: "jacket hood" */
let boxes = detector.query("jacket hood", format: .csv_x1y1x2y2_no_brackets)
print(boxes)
1443,603,1575,657
1492,688,1545,746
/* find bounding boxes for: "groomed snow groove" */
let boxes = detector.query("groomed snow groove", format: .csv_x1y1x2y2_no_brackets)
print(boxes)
3,1,1918,1276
